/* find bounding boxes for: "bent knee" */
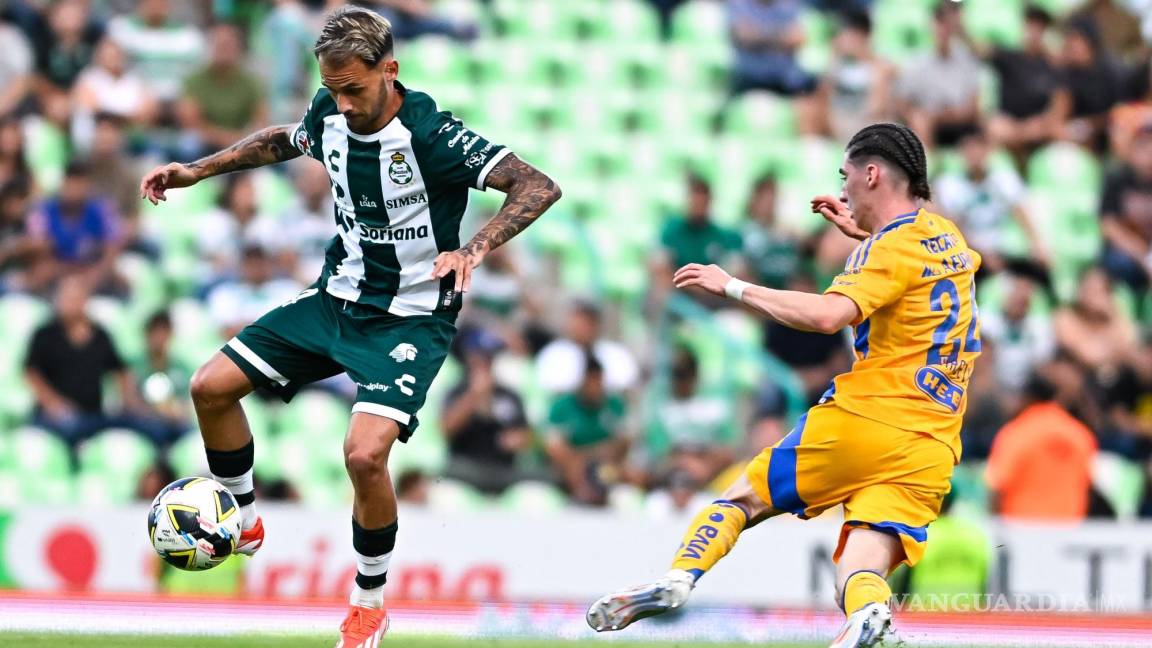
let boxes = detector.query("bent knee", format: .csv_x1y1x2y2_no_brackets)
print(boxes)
190,356,250,409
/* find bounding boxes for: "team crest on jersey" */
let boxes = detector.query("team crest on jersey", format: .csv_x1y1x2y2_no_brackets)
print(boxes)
389,343,418,363
388,152,413,185
294,126,310,155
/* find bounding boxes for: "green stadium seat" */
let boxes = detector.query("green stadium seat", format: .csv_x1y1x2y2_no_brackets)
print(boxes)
593,0,661,43
721,91,798,140
275,391,348,441
427,478,488,512
492,0,580,41
87,295,145,364
670,0,728,46
872,0,933,59
1026,142,1102,195
499,481,568,513
7,427,72,504
398,37,473,87
0,294,49,425
272,432,348,506
75,429,157,505
24,117,68,193
169,298,224,369
1093,452,1146,520
166,431,209,477
962,0,1024,48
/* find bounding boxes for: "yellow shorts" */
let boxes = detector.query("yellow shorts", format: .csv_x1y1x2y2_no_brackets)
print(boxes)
745,403,954,568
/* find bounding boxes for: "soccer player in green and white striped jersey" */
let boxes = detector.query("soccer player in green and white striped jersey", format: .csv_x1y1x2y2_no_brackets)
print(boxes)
140,7,560,646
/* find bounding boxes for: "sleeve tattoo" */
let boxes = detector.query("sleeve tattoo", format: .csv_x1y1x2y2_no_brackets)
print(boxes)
465,154,562,256
186,125,303,178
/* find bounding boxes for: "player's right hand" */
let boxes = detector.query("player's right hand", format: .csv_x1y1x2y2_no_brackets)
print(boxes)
140,162,200,205
811,194,868,241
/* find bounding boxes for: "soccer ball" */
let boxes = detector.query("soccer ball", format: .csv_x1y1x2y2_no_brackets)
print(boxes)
148,477,243,571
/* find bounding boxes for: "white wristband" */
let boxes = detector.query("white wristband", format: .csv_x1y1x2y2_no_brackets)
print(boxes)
724,278,751,301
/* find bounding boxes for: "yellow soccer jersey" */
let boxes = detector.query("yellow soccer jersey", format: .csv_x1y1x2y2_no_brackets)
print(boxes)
823,208,982,461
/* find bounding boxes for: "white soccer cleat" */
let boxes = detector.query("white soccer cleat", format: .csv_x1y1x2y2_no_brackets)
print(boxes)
828,602,904,648
586,569,696,632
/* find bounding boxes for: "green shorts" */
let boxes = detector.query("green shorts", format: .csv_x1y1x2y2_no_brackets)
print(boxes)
220,286,456,441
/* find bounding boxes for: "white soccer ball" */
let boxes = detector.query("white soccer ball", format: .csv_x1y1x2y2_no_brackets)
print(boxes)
148,477,243,571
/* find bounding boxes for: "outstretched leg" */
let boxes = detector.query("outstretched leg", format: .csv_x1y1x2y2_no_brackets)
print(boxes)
587,473,778,631
336,412,402,648
191,353,263,553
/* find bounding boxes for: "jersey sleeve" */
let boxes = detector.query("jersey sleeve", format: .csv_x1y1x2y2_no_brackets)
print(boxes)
824,236,909,325
290,89,331,161
418,111,511,190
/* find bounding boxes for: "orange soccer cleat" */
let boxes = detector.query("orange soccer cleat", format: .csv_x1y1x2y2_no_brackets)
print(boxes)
234,516,264,556
335,605,390,647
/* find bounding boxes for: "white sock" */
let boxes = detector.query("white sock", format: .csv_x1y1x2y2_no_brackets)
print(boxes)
350,584,386,608
212,470,257,530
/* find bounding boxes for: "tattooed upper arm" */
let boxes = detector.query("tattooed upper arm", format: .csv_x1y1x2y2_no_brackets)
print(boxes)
187,124,302,178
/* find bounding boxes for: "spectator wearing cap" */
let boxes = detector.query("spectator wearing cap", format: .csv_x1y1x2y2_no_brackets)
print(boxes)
206,243,302,340
26,159,124,293
1099,124,1152,296
535,300,639,396
977,6,1070,166
895,2,982,149
440,328,537,494
932,128,1049,272
986,371,1097,522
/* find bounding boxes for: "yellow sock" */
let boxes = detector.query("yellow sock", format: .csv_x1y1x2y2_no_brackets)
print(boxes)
842,570,891,615
669,500,748,581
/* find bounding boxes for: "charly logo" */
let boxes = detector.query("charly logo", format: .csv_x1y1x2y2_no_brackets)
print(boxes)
294,126,310,155
389,343,418,363
388,152,413,185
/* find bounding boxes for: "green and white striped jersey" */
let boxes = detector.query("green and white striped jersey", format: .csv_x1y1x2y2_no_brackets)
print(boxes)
291,82,510,316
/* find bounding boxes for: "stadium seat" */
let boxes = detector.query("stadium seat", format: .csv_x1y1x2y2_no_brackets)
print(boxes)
166,431,209,477
0,294,49,426
1093,452,1145,520
1026,142,1102,195
23,116,68,193
275,391,348,441
492,0,580,41
871,0,933,59
398,37,473,88
591,0,661,43
962,0,1024,48
75,429,157,505
721,90,798,140
670,0,728,46
6,427,72,504
499,480,568,513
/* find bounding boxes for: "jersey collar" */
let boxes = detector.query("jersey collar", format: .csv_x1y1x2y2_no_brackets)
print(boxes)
875,209,920,236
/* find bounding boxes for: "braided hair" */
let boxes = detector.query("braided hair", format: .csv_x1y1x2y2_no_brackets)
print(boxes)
845,123,932,201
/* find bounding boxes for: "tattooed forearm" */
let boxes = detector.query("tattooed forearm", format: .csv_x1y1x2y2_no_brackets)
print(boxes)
186,125,302,179
465,154,562,256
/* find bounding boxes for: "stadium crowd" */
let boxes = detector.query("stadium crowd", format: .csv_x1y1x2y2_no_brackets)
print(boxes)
1,0,1152,536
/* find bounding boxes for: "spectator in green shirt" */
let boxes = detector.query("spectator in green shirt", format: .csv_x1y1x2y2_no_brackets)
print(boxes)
654,174,743,307
544,353,630,506
176,23,267,159
740,174,800,290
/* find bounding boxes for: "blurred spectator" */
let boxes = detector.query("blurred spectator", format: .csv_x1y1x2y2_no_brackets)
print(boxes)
176,23,267,159
250,160,337,284
23,274,150,447
254,0,318,124
85,113,144,231
33,0,102,109
0,16,34,117
206,244,302,340
647,0,689,39
71,39,157,153
961,339,1011,461
1070,0,1146,63
819,11,895,142
741,176,799,290
197,173,266,281
535,300,640,395
763,272,852,404
396,468,431,506
896,2,981,149
986,371,1097,522
644,469,713,517
466,244,536,325
0,178,49,294
1109,62,1152,160
979,260,1055,392
646,348,739,487
980,6,1069,166
26,160,124,292
135,459,176,501
728,0,820,133
655,174,743,307
107,0,204,105
1099,124,1152,295
933,128,1048,270
371,0,478,41
132,311,193,444
748,380,789,452
1058,17,1126,153
441,329,535,494
0,115,33,189
544,354,630,506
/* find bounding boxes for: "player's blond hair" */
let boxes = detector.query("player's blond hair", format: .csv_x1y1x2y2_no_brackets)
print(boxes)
313,6,394,66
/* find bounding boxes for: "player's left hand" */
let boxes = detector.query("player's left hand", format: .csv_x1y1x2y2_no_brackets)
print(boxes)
672,263,731,296
431,246,485,293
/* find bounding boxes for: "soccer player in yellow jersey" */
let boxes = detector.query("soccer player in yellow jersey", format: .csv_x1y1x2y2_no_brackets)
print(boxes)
587,124,981,647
